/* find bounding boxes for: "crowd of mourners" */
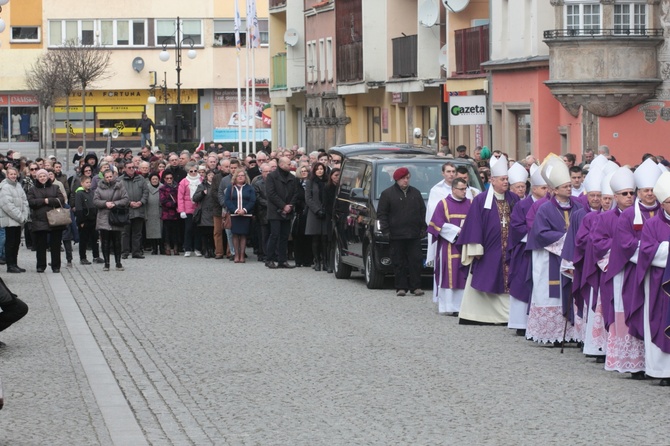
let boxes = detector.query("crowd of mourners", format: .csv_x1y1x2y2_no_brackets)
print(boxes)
416,143,670,386
0,142,341,274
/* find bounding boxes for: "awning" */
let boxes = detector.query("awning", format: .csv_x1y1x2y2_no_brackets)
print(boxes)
445,78,488,92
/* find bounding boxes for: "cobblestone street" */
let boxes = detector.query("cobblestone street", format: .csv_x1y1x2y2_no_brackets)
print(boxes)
0,245,667,445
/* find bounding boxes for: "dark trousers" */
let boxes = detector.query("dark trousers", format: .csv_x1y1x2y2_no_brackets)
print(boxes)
0,297,29,332
183,214,201,252
200,226,214,256
258,223,270,259
78,221,99,260
122,217,144,256
267,219,291,263
390,238,422,292
5,226,22,267
163,219,180,249
33,229,62,271
100,229,122,266
294,233,312,267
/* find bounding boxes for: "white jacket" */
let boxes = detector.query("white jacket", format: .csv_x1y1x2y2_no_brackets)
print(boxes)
0,178,29,227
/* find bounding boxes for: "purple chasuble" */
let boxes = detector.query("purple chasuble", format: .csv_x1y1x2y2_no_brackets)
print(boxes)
527,197,582,321
457,190,520,294
507,195,534,303
427,195,471,290
605,202,659,339
574,210,601,315
591,208,621,329
636,212,670,353
662,252,670,340
525,194,550,231
562,207,587,318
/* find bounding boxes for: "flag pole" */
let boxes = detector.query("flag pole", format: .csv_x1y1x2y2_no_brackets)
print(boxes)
234,0,243,156
245,33,250,157
252,45,257,154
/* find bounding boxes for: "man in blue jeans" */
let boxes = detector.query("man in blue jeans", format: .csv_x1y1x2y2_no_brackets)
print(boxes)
136,113,155,148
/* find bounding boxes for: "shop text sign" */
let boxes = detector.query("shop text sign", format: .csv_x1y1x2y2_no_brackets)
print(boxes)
449,95,487,126
0,95,39,106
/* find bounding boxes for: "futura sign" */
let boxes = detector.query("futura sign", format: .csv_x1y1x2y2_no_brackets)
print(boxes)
449,95,487,126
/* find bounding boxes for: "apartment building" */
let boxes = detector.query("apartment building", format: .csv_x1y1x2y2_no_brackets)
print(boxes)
0,0,270,152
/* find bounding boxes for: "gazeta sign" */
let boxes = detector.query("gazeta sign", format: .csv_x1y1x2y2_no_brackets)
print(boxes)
449,95,487,126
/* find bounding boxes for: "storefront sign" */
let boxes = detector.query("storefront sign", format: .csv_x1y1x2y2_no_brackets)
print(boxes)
10,95,39,106
449,95,487,126
213,127,272,143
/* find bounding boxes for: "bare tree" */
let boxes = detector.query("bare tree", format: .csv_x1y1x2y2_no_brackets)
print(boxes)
60,40,112,151
25,51,77,163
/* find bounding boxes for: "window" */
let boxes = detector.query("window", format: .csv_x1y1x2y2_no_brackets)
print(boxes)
515,111,531,160
307,41,317,83
213,19,246,47
156,19,202,47
319,39,326,82
326,38,333,82
48,19,146,47
367,107,381,142
259,20,269,46
565,2,601,34
10,26,40,43
614,3,647,35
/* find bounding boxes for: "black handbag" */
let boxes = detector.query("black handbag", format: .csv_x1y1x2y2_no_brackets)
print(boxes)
0,277,17,306
109,207,130,226
193,207,202,225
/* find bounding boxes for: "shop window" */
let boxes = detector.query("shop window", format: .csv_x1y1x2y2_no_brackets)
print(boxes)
515,111,531,160
367,107,381,142
10,26,40,43
156,19,202,47
0,107,39,143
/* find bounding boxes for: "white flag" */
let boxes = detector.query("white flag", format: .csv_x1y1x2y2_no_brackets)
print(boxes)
246,0,261,48
234,0,242,51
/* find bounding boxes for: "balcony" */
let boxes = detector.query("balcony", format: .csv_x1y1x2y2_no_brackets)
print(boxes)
453,25,489,76
543,28,663,117
269,0,286,9
337,41,363,83
271,53,287,90
392,34,417,78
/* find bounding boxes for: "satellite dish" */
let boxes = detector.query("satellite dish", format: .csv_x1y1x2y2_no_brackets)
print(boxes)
132,57,145,73
413,128,423,139
442,0,470,13
419,0,439,27
438,44,448,71
284,29,299,47
111,128,119,138
427,128,437,141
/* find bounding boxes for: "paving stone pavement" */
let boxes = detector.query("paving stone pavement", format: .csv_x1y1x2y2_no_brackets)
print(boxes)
0,244,669,445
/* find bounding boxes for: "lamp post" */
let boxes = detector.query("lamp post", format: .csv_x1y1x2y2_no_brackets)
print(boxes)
147,71,169,147
158,17,196,151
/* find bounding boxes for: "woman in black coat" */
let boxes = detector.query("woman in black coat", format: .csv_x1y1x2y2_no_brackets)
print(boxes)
292,165,312,267
305,162,329,271
192,170,217,258
27,169,66,273
322,168,340,273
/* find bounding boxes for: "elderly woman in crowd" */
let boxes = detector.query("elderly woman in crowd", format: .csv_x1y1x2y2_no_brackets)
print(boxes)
305,162,329,271
159,171,180,256
292,164,312,267
27,168,66,273
145,172,163,255
94,169,129,271
224,169,256,263
0,166,29,273
178,162,202,257
193,169,217,258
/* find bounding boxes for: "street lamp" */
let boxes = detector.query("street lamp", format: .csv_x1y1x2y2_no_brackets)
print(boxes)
147,71,169,146
0,0,10,40
158,17,196,151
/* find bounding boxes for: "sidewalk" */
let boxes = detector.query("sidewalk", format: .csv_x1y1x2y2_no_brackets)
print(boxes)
0,253,144,445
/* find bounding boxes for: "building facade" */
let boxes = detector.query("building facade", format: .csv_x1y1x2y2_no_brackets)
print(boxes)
0,0,270,155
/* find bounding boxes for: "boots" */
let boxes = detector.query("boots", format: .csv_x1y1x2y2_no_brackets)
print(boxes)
313,259,322,271
151,240,158,255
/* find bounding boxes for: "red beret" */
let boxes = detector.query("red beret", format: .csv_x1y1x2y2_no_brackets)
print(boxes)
393,167,410,181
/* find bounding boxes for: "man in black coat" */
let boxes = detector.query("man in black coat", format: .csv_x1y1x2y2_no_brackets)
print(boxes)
264,157,298,269
378,167,427,297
